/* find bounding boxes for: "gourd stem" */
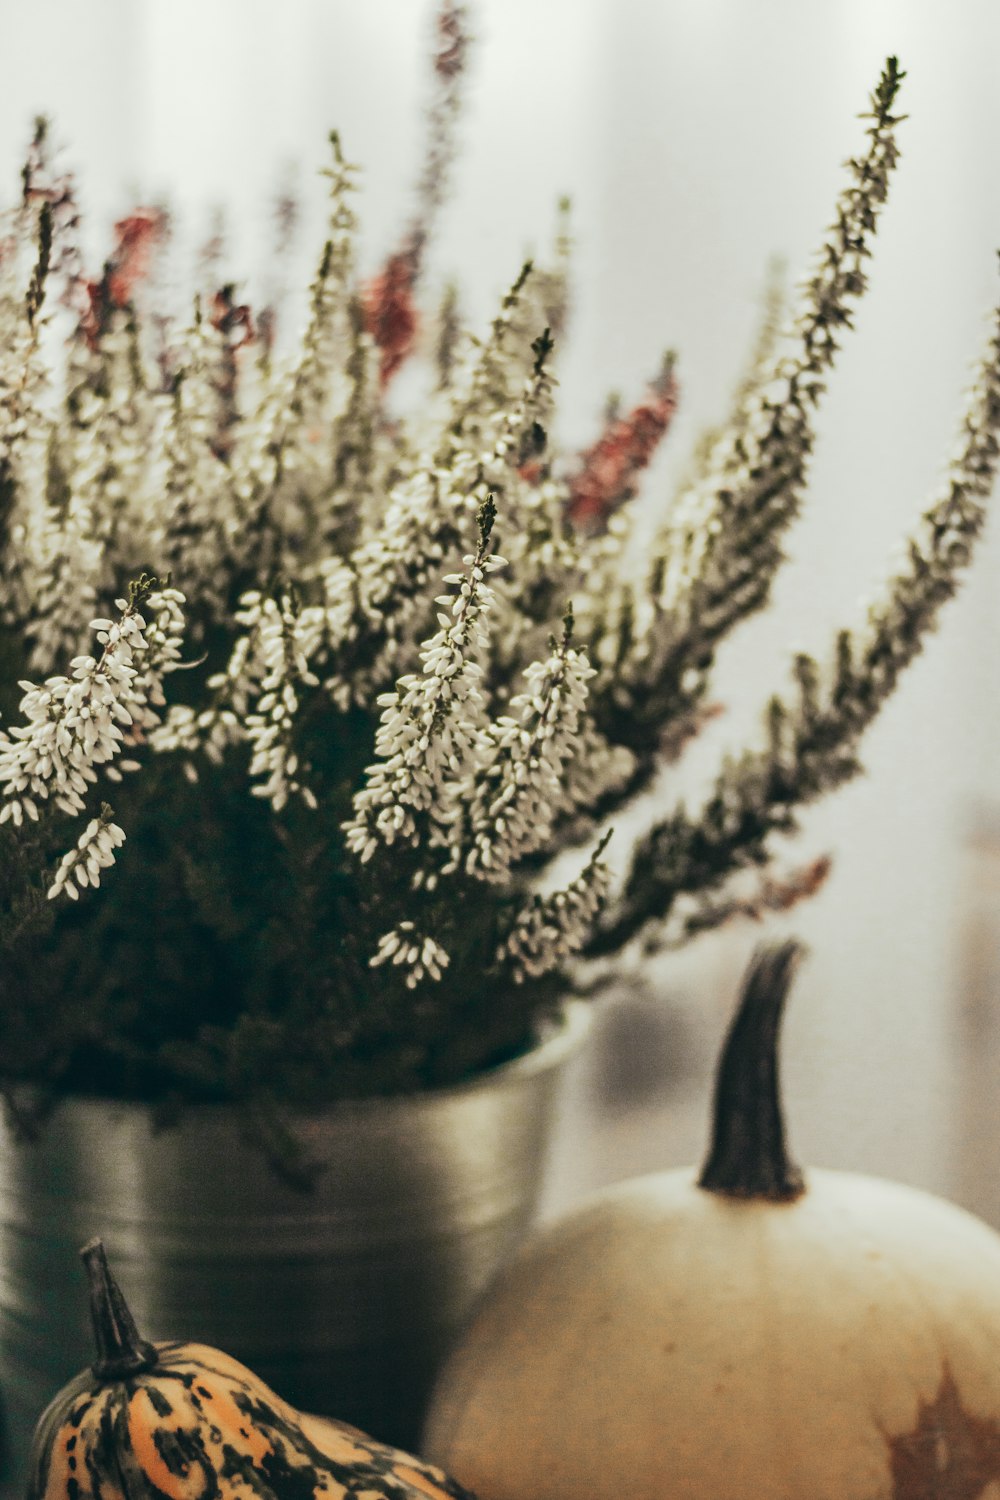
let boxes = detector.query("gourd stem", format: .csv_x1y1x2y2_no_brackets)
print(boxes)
80,1238,159,1380
697,941,806,1203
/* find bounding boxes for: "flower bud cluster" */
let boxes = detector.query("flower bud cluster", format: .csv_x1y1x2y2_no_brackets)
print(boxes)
0,586,184,896
500,838,612,983
467,630,596,878
243,592,321,812
46,806,126,901
345,528,505,865
369,921,451,988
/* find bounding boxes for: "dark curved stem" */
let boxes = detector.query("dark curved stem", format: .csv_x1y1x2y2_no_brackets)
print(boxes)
80,1238,159,1380
697,941,806,1202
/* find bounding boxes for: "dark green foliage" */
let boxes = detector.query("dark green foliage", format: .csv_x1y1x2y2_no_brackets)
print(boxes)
0,699,556,1109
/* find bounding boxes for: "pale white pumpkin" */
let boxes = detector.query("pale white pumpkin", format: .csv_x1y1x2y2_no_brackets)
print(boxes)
423,945,1000,1500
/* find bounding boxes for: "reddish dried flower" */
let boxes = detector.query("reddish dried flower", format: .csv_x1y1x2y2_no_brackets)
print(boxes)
361,0,469,394
362,247,420,389
209,284,255,351
677,852,833,945
566,355,679,531
106,209,165,308
763,854,832,913
435,0,469,81
78,207,168,350
726,854,833,925
79,279,108,350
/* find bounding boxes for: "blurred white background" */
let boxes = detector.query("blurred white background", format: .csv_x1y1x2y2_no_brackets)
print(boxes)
3,0,1000,1217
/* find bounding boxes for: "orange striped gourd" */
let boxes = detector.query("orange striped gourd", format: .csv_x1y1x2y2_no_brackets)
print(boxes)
28,1240,476,1500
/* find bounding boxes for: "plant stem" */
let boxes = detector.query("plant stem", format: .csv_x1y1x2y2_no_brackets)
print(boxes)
80,1238,159,1380
697,941,805,1202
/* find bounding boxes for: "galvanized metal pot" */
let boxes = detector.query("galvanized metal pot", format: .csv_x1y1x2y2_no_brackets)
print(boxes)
0,1003,589,1492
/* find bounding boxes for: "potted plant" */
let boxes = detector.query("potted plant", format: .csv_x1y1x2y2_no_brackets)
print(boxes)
0,3,998,1479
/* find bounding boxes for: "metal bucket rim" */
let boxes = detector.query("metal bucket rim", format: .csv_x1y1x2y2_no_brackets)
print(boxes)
31,999,592,1127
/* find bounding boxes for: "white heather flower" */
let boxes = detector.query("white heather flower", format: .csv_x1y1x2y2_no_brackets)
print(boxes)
26,320,154,677
580,74,905,737
205,606,266,721
243,592,321,811
146,702,242,768
369,921,450,988
46,806,126,901
1,618,139,821
0,200,56,630
466,617,597,878
128,588,188,724
161,589,299,770
499,834,613,982
0,587,186,826
345,503,505,865
324,266,548,704
151,313,238,608
329,462,471,703
21,440,103,675
232,135,361,578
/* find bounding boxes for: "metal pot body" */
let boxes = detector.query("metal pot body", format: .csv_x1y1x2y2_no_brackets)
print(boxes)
0,1004,588,1492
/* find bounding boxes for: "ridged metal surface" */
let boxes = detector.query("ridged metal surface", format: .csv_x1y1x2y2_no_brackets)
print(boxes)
0,1004,588,1493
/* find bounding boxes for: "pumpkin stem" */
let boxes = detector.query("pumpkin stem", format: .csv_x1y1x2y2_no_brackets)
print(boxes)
697,941,806,1203
80,1238,159,1380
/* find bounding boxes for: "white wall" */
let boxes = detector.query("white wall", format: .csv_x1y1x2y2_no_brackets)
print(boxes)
3,0,999,1215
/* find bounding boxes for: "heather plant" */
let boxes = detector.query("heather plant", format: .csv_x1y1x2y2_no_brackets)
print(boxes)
0,30,998,1153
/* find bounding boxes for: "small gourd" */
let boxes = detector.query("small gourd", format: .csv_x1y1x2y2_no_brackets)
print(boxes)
29,1239,477,1500
424,943,1000,1500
